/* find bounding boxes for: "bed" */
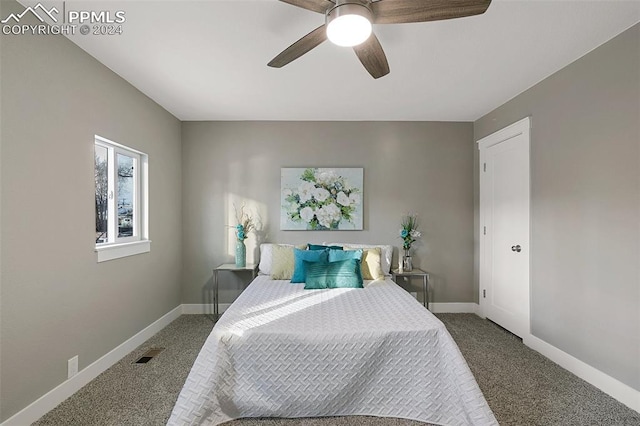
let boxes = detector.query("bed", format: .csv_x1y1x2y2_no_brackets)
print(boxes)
168,274,497,425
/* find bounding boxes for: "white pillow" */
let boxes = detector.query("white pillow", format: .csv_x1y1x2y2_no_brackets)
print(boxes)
324,243,393,275
258,243,303,275
258,243,278,275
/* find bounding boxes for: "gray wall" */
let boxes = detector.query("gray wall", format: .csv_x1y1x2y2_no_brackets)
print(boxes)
0,0,183,420
181,121,474,306
474,24,640,391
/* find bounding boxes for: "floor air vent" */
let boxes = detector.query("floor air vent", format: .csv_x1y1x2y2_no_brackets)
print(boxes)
134,348,164,364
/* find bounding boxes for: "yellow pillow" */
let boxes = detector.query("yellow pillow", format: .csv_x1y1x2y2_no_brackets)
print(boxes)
346,246,384,280
271,244,305,280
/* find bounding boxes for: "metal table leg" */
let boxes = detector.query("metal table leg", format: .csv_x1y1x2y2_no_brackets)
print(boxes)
424,273,429,311
213,269,219,321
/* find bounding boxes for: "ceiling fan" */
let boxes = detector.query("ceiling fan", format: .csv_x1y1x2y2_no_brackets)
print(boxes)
268,0,492,79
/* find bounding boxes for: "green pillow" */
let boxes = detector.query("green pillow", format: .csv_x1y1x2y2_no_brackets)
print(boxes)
329,248,362,262
308,244,343,251
291,248,328,283
303,259,364,289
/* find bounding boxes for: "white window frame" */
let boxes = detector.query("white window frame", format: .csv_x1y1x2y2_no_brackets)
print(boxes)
94,135,150,262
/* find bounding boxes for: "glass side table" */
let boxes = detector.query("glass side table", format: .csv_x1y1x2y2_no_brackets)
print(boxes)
213,263,258,321
391,268,430,310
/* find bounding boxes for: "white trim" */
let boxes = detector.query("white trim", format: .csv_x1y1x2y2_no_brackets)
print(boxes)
429,303,479,314
95,239,151,263
524,333,640,413
1,306,182,426
140,155,149,239
182,303,231,315
476,116,532,149
95,135,146,156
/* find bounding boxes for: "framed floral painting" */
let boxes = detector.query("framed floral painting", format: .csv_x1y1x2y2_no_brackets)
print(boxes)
281,168,363,230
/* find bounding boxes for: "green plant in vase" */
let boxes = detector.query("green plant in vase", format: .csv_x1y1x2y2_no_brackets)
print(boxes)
399,214,421,271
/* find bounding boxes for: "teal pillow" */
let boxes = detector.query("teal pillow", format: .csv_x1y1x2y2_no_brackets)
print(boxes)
291,248,328,283
308,244,343,251
303,259,364,289
328,248,363,262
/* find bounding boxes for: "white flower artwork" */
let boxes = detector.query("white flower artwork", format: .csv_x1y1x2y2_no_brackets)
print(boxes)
281,168,364,230
336,191,350,207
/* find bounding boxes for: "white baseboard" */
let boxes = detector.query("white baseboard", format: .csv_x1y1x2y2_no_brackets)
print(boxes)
182,303,230,314
429,302,479,314
1,305,183,426
524,333,640,413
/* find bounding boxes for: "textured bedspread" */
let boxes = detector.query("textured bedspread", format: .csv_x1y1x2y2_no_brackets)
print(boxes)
168,276,497,426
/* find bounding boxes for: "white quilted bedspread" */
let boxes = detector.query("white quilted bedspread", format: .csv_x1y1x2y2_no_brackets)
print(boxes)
168,277,497,426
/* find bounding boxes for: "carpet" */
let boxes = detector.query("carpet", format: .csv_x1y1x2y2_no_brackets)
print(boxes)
33,314,639,425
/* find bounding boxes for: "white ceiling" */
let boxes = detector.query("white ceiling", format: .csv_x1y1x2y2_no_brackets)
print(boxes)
21,0,640,121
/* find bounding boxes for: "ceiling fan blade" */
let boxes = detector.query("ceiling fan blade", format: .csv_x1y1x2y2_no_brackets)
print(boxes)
353,33,390,79
373,0,492,24
279,0,335,14
268,25,327,68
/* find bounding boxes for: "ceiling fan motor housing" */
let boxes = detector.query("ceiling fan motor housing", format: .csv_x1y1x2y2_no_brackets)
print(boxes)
326,0,373,21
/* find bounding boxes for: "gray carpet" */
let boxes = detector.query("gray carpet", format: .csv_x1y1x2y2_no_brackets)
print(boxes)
33,314,639,426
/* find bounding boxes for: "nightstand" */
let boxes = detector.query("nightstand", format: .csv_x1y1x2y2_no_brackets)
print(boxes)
391,268,430,310
213,263,258,321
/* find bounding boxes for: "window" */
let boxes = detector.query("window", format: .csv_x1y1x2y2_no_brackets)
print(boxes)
94,135,150,262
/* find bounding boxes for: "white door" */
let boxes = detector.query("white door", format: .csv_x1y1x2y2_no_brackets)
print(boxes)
478,117,530,338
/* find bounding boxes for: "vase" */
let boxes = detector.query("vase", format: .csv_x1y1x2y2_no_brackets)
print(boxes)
235,240,246,268
402,248,413,272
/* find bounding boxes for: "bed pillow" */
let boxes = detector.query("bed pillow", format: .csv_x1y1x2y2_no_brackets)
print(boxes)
332,243,393,275
291,248,329,283
308,244,343,251
259,243,304,275
328,248,363,263
347,247,384,280
270,244,305,280
303,259,364,289
259,243,283,275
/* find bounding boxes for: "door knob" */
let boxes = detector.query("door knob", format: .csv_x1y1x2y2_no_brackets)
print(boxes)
511,245,522,252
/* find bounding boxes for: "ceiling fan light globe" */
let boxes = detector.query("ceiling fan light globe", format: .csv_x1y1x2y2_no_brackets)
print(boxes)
326,4,373,47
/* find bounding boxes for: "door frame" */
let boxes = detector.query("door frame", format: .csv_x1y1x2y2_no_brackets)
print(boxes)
477,116,532,337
